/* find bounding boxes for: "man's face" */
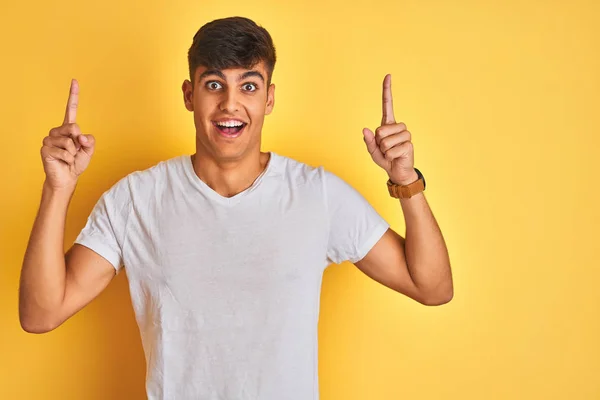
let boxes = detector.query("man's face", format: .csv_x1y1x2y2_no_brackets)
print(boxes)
182,61,275,162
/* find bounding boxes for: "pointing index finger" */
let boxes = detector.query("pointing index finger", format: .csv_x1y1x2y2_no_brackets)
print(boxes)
381,74,395,125
63,79,79,125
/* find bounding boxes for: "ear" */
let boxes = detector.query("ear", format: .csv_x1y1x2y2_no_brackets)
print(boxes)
265,83,275,115
182,79,194,112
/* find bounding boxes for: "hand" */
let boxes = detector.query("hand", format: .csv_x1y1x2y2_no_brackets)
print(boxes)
362,74,418,186
40,79,96,191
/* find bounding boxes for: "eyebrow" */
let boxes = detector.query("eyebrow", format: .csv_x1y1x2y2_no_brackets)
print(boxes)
198,69,265,84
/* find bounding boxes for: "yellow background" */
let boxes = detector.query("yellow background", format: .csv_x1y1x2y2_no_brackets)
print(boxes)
1,0,599,398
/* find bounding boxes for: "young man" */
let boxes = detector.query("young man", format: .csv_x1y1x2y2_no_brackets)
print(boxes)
19,16,452,400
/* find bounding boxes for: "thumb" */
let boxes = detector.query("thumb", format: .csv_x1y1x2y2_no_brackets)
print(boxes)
362,128,386,167
78,134,95,148
362,127,376,149
77,134,96,159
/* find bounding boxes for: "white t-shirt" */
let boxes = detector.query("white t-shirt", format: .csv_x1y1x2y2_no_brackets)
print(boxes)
75,151,389,400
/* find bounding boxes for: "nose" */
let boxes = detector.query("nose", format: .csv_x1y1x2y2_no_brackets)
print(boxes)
219,86,239,113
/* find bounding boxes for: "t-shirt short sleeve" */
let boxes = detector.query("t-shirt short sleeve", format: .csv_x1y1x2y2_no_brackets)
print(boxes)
323,169,390,265
74,176,131,273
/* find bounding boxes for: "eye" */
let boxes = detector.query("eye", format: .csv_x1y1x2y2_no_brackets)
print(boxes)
242,83,257,92
206,81,222,90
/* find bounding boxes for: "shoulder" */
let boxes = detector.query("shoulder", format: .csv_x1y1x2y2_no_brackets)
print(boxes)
272,152,357,195
273,152,330,187
102,155,187,200
126,155,186,184
120,154,188,193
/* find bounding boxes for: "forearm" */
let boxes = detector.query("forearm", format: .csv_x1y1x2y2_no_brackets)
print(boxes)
399,189,453,304
19,181,74,330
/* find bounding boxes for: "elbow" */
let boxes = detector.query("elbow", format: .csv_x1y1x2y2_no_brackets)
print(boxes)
418,273,454,306
20,317,59,334
420,287,454,306
422,293,453,306
19,309,60,334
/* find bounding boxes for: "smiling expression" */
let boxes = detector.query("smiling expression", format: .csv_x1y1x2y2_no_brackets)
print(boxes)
182,61,275,162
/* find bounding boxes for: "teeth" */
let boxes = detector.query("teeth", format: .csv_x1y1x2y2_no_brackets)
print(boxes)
216,120,244,128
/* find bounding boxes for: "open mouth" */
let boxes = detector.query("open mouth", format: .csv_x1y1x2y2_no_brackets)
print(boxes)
212,121,247,138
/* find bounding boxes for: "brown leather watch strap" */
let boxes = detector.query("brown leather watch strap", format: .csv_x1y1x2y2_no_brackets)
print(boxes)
387,177,425,199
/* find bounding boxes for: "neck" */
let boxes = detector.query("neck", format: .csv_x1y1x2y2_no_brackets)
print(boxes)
190,149,271,198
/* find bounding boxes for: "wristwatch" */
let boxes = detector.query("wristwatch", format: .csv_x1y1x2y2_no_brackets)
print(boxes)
387,168,426,199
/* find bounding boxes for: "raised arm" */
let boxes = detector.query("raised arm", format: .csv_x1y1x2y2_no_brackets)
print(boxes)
19,79,116,333
358,74,453,305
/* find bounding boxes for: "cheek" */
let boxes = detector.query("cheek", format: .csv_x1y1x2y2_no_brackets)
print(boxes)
247,99,267,119
193,99,214,120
